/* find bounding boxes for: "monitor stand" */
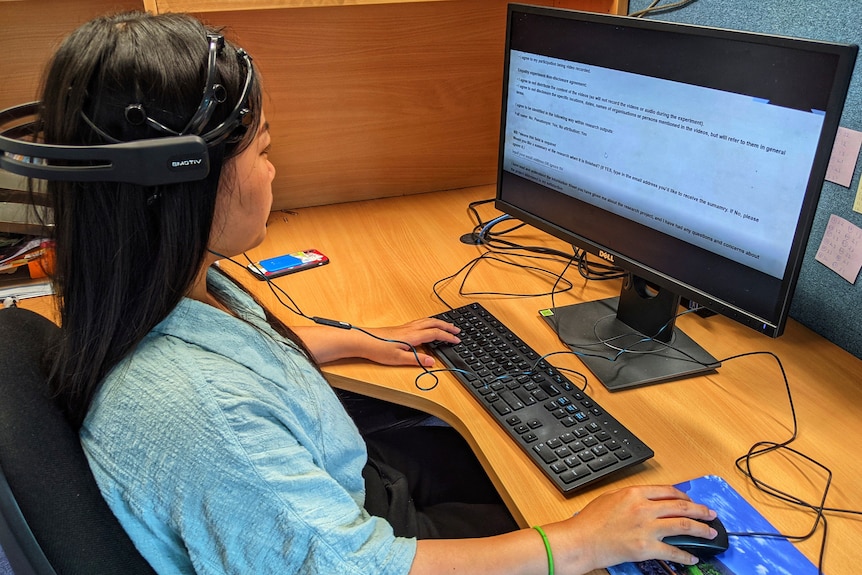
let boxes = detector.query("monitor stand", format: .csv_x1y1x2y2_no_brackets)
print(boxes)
541,276,720,391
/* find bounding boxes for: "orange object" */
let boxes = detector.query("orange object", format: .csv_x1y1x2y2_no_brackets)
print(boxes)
26,243,54,279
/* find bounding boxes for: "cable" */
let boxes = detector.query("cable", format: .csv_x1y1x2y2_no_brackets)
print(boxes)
536,245,717,370
431,251,577,310
413,344,591,395
432,201,626,311
629,0,698,18
459,205,861,572
216,229,860,573
467,200,625,282
550,303,720,370
721,351,831,573
211,250,436,382
442,204,708,370
216,249,577,394
522,242,853,572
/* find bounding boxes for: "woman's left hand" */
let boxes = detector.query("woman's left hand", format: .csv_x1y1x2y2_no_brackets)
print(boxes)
358,318,461,367
294,317,460,366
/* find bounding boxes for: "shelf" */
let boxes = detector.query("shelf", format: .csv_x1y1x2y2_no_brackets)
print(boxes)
143,0,627,14
143,0,455,12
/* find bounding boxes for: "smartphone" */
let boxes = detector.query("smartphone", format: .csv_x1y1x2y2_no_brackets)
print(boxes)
247,249,329,280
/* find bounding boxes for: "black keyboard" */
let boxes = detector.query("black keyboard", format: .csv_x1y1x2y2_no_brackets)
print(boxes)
429,302,653,494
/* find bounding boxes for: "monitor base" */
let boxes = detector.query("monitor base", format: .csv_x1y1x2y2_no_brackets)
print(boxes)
541,297,720,391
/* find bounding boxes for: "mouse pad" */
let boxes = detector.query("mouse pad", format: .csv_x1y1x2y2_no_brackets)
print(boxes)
607,474,819,575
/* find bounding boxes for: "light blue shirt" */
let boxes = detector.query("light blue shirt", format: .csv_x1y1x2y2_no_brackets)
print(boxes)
81,270,417,574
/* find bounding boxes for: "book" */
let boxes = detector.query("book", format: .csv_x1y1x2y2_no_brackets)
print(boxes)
0,275,53,301
607,474,818,575
0,236,49,272
0,235,53,301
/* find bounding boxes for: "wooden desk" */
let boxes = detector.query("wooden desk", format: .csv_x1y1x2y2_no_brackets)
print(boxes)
21,185,862,573
229,185,862,573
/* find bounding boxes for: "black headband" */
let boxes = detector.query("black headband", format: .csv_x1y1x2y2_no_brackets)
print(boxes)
0,33,255,186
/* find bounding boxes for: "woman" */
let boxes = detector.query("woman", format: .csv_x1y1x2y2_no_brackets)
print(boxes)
36,11,718,575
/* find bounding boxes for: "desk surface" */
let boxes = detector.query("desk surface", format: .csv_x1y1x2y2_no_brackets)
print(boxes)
23,185,862,573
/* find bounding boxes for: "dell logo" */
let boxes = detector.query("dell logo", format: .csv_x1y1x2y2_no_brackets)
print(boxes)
171,158,204,168
598,250,615,263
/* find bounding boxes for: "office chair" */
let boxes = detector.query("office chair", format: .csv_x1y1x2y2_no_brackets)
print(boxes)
0,307,156,575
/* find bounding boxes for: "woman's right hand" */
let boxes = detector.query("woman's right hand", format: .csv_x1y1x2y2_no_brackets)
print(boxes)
410,484,717,575
546,484,718,572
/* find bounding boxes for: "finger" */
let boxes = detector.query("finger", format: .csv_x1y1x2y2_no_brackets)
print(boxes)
657,498,717,522
422,317,461,335
430,328,461,344
647,518,718,566
405,323,460,345
629,485,717,521
657,543,701,566
634,485,692,502
388,342,436,367
395,329,459,347
400,350,435,367
660,516,718,541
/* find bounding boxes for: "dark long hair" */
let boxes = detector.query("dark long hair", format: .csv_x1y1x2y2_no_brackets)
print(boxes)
39,12,274,428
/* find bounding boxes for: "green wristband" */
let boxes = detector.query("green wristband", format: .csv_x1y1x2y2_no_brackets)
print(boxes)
532,525,554,575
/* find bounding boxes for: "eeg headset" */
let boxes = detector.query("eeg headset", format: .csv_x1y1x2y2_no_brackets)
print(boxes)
0,33,254,187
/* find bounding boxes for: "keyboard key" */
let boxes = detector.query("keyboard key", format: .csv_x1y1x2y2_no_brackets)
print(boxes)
560,467,592,484
588,455,618,472
533,443,559,464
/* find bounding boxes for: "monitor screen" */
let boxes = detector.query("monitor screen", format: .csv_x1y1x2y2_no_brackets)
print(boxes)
495,4,857,389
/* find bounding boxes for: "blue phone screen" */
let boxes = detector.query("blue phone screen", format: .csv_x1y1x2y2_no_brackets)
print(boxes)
259,253,304,272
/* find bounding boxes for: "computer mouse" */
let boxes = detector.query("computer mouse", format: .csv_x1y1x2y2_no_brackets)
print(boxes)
662,516,729,560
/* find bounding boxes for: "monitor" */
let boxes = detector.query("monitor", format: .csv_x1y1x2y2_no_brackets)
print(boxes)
495,4,858,390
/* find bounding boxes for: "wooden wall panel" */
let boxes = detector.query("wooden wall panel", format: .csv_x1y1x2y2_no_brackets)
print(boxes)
192,1,503,209
0,0,142,110
190,0,624,209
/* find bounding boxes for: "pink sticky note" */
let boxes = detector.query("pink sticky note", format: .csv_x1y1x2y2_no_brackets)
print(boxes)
815,214,862,284
825,126,862,188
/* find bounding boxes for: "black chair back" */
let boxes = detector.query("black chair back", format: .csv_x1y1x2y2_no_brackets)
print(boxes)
0,307,156,575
